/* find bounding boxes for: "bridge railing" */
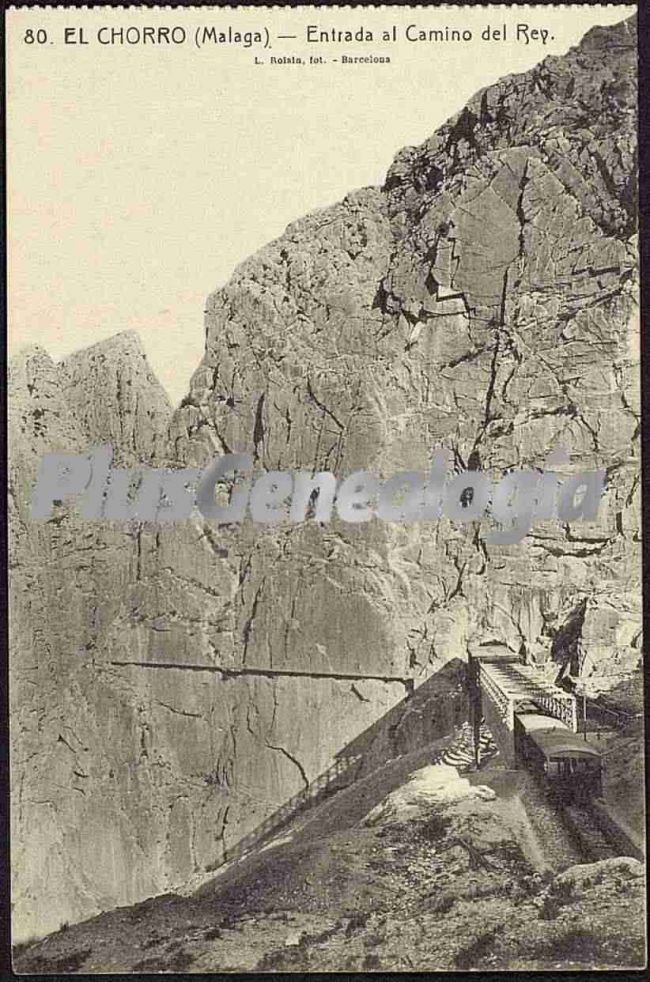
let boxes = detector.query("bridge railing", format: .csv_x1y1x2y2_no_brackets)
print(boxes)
533,691,578,731
478,664,513,726
478,662,578,732
221,752,363,866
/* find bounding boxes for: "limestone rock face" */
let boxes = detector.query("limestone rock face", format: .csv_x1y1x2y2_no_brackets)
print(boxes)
168,14,640,686
9,336,175,940
10,338,405,942
9,15,641,943
58,330,172,465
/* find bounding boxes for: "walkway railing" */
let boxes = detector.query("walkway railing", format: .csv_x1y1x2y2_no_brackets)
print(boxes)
534,691,577,730
478,664,512,723
478,658,578,732
221,753,363,866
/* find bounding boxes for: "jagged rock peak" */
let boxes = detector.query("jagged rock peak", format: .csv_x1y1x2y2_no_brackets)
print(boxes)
60,328,147,361
58,331,173,463
9,343,54,370
384,14,637,239
9,329,172,470
9,345,86,462
579,13,636,49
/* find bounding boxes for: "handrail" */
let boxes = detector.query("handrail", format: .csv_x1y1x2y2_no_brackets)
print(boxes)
221,752,363,865
478,659,578,731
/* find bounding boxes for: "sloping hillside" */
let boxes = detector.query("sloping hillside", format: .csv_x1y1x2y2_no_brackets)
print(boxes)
14,735,645,973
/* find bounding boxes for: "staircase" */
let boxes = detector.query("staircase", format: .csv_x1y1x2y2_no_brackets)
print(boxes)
220,722,497,869
434,720,498,771
222,753,363,865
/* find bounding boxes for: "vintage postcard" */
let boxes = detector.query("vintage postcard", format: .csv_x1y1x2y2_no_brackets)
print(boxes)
6,2,644,972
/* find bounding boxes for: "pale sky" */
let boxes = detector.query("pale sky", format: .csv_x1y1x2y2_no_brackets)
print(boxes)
7,5,635,403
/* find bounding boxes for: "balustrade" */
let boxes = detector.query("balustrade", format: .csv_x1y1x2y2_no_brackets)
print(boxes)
478,659,578,733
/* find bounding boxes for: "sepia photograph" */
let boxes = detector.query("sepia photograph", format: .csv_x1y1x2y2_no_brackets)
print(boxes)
5,2,644,972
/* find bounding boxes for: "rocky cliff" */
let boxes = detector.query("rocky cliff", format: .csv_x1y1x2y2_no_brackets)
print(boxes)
166,14,639,685
9,334,177,940
9,15,641,944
